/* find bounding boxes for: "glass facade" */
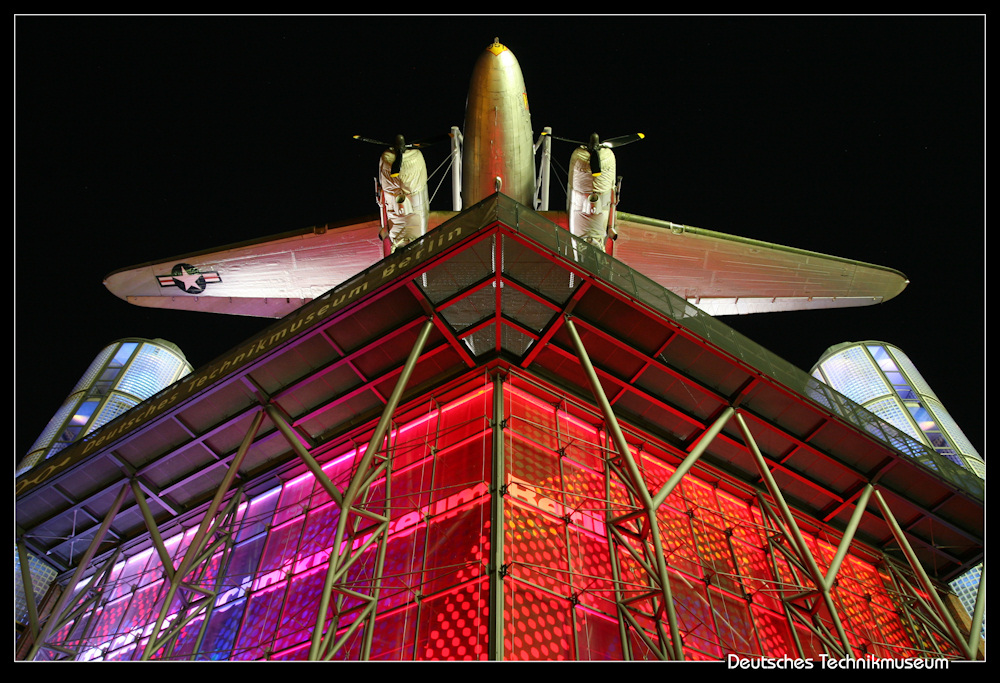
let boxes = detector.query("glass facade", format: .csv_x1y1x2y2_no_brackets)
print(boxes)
37,374,964,661
18,338,192,475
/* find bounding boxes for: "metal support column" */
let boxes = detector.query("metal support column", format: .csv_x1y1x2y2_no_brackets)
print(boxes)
734,412,855,658
564,315,689,660
534,127,552,211
872,489,979,659
16,539,40,644
140,408,265,659
488,372,506,660
309,317,435,660
26,482,131,661
451,126,463,211
967,566,985,658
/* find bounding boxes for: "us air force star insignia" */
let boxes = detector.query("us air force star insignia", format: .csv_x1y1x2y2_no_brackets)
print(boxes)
156,263,222,294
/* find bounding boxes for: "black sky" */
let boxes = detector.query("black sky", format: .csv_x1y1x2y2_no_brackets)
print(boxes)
15,16,985,463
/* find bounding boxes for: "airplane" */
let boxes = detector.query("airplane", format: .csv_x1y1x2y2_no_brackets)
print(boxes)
104,38,908,320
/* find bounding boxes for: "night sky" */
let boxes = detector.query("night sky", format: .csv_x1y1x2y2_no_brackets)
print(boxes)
15,16,984,464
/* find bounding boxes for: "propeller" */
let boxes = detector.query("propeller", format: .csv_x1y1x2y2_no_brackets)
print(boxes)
546,131,645,176
353,134,444,177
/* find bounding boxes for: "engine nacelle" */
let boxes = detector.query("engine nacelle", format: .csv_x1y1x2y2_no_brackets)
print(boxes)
566,146,616,249
378,148,429,253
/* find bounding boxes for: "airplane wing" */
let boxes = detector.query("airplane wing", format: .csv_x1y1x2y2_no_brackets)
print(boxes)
105,208,908,320
104,218,388,319
610,212,909,316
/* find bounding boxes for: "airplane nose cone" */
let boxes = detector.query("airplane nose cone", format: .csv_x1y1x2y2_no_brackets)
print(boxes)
487,37,507,55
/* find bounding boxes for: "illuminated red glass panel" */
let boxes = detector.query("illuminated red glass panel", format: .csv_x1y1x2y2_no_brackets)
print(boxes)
793,620,827,659
335,539,401,624
716,490,764,547
273,472,314,527
709,587,761,656
638,450,672,490
768,544,806,600
391,407,440,471
611,548,656,627
505,579,573,660
561,458,610,537
422,499,490,598
168,612,206,659
656,503,702,579
689,515,740,595
368,604,419,660
506,384,558,450
504,501,569,596
574,607,623,659
505,432,562,506
835,576,883,654
566,527,617,615
680,476,731,532
373,524,427,613
417,579,489,660
295,501,338,569
180,548,225,598
272,565,328,653
556,412,604,472
86,596,129,647
236,489,279,542
308,451,358,509
120,579,165,639
434,386,493,452
668,575,722,660
752,605,798,657
365,455,434,527
730,538,781,612
106,550,154,602
431,433,491,502
255,518,303,590
802,535,833,576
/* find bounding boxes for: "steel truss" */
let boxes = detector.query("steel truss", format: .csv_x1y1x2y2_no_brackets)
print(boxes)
562,314,984,661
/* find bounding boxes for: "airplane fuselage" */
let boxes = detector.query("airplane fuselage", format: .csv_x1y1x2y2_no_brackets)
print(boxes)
461,39,536,208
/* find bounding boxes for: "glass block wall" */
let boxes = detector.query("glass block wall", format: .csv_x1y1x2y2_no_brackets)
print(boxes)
18,338,192,475
949,564,985,642
35,375,964,661
811,341,984,479
15,545,58,630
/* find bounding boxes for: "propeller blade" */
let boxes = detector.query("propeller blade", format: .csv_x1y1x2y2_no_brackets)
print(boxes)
353,135,391,146
600,133,645,148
